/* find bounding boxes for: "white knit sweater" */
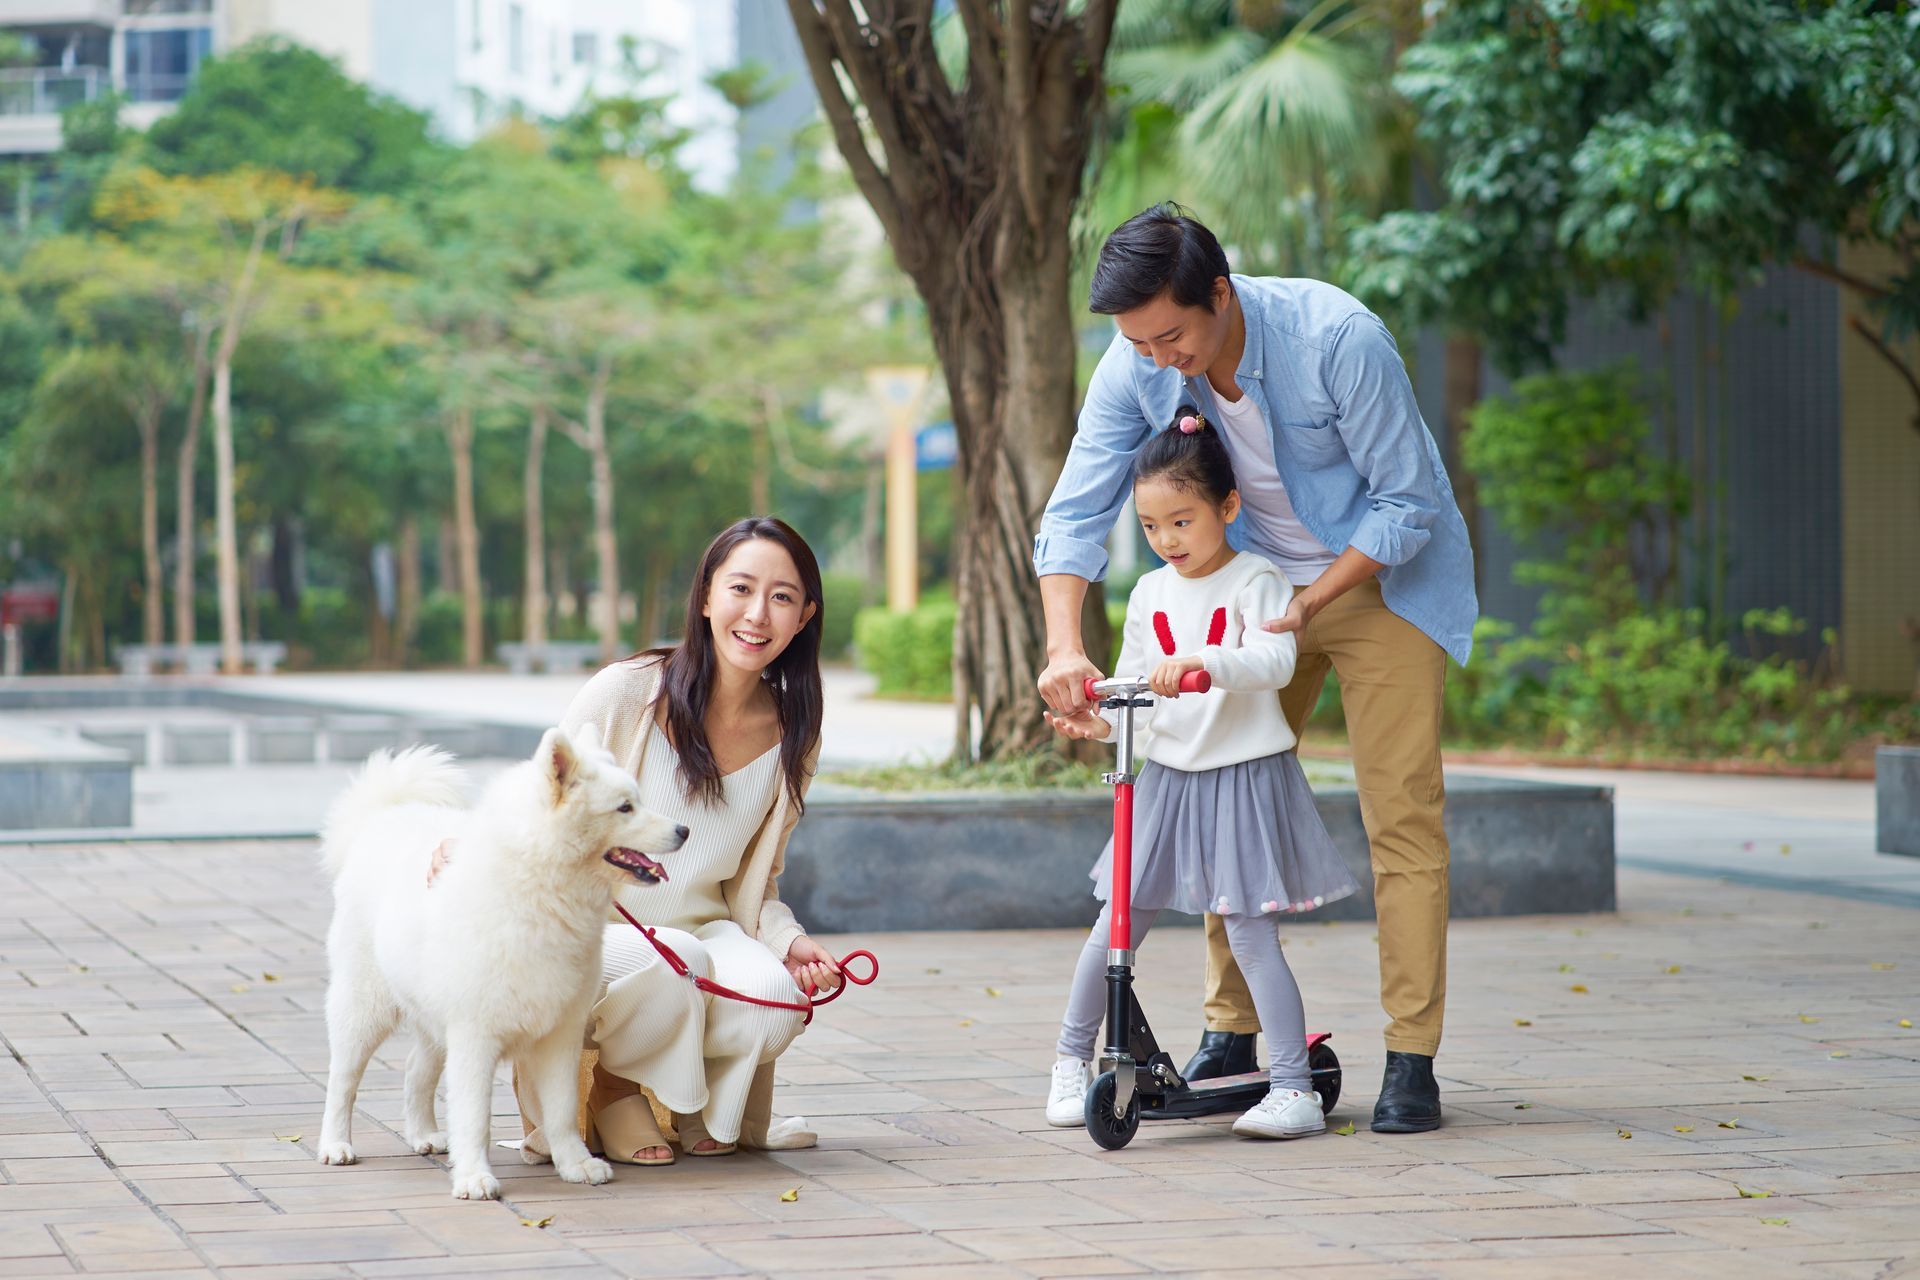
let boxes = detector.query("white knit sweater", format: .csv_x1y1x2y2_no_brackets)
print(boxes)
1102,551,1300,771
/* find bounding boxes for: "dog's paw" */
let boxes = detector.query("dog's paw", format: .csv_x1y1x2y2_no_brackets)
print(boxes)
407,1130,448,1155
449,1168,501,1200
318,1141,356,1166
557,1155,613,1186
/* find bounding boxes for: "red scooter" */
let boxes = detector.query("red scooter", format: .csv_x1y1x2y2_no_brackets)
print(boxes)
1080,673,1341,1150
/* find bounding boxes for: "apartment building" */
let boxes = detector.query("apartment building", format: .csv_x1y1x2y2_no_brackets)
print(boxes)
0,1,772,189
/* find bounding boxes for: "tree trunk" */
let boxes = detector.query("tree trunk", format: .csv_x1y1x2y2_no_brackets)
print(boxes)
750,420,772,515
580,354,620,664
637,549,667,651
1442,333,1483,593
396,515,422,664
211,223,271,674
785,0,1118,760
446,406,484,668
174,326,211,650
211,356,244,673
523,406,549,650
137,408,164,649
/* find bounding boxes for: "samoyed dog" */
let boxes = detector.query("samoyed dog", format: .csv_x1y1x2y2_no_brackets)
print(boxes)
316,724,686,1200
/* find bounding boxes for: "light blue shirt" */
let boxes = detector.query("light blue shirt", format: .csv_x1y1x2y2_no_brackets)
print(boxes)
1033,275,1479,665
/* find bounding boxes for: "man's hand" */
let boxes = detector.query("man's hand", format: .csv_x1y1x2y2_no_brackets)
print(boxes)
1044,707,1111,742
1038,650,1102,717
785,935,842,996
1260,592,1319,637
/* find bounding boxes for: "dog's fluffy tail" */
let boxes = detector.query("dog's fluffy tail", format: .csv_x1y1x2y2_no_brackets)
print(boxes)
320,745,463,880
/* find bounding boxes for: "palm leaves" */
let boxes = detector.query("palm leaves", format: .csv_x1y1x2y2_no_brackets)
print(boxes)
1089,0,1399,274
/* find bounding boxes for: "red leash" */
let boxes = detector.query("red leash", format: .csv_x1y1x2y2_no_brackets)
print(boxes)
612,902,877,1026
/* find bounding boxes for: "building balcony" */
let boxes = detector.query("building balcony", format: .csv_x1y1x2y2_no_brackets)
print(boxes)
0,1,121,26
0,63,105,151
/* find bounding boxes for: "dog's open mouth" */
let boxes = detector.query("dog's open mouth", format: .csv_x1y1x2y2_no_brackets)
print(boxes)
604,847,669,885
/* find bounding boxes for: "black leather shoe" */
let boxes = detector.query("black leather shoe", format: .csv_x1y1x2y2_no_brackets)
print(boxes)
1370,1051,1442,1132
1180,1030,1260,1082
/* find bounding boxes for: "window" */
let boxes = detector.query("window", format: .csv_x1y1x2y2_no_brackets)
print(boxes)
507,3,524,75
123,26,212,102
572,31,597,67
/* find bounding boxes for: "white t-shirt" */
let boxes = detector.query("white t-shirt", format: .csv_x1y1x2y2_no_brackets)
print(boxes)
1208,385,1338,586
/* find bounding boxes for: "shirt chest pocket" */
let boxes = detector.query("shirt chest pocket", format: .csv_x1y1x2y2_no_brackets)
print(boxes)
1272,418,1347,468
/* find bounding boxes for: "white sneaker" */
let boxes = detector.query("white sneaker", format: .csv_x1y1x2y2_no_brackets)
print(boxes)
1232,1087,1325,1139
1046,1058,1092,1127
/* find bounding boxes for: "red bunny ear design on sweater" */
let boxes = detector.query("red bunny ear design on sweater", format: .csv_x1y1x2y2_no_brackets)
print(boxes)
1152,611,1177,656
1206,607,1227,647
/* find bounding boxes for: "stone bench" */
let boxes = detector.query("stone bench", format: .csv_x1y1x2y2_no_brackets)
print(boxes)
116,642,288,678
779,774,1616,932
0,727,132,830
495,641,603,675
1878,745,1920,858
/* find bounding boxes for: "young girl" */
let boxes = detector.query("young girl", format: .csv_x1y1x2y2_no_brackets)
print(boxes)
1044,408,1359,1139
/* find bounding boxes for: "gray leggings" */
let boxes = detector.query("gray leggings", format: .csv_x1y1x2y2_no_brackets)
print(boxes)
1056,905,1310,1092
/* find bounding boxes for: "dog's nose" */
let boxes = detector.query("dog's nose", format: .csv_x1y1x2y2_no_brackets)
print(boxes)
673,824,689,844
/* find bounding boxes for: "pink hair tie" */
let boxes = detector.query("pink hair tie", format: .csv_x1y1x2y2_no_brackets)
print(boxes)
1178,415,1200,434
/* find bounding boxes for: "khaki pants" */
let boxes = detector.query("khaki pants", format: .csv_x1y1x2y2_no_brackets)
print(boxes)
1203,578,1450,1056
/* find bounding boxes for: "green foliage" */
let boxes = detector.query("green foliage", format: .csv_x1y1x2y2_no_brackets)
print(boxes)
853,602,958,699
817,572,866,662
144,38,439,195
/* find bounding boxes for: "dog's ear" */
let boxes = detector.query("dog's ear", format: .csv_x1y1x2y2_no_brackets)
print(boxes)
539,728,581,803
572,721,604,754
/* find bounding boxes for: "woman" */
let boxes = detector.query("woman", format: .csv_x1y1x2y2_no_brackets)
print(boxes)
519,516,842,1165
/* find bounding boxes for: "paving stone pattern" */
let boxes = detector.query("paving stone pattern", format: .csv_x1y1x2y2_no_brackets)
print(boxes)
0,840,1915,1278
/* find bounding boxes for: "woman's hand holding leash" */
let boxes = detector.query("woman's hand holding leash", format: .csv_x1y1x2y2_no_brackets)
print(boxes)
785,936,842,996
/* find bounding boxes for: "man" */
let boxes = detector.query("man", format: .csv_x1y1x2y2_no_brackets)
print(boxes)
1034,204,1476,1133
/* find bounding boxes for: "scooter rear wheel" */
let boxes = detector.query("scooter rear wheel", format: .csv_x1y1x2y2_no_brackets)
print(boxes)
1084,1071,1139,1150
1309,1041,1342,1115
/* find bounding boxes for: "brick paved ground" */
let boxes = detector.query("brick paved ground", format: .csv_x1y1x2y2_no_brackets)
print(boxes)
0,839,1915,1278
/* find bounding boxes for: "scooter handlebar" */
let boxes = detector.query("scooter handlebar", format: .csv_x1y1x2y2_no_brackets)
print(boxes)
1083,671,1212,700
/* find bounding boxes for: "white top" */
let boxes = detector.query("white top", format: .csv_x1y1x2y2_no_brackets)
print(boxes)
614,718,782,929
1102,551,1300,771
1209,386,1338,586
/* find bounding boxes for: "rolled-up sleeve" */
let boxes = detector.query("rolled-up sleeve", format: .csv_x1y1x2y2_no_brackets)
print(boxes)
1323,314,1441,567
1032,339,1151,582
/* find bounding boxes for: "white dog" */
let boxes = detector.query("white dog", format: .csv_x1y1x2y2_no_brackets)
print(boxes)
316,724,686,1200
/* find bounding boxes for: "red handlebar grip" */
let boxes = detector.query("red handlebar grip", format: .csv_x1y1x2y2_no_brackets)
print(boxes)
1179,670,1212,694
1082,677,1101,700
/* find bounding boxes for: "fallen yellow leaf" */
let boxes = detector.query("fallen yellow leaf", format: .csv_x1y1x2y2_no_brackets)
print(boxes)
1665,965,1682,974
1779,844,1791,855
1718,1119,1739,1129
1899,1019,1913,1029
957,1019,973,1027
1334,1120,1355,1136
1572,926,1591,935
1736,1187,1770,1198
924,967,941,974
1742,1074,1769,1082
519,1216,552,1229
1570,984,1589,994
1829,1050,1851,1059
274,1133,301,1142
230,983,250,994
1514,1018,1533,1027
262,973,280,982
984,987,1001,997
1760,1218,1789,1226
1797,1014,1820,1024
1617,1128,1632,1139
1674,1125,1694,1133
1513,1103,1533,1110
1557,963,1574,973
69,963,89,973
779,1188,799,1203
1871,962,1896,971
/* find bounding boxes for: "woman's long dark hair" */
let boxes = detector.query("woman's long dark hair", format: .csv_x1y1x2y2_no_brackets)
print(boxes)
639,517,825,811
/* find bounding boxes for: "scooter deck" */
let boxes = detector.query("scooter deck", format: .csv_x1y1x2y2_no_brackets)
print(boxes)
1139,1069,1271,1120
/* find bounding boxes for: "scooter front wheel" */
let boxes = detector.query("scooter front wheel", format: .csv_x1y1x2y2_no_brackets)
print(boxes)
1309,1041,1342,1115
1084,1070,1140,1150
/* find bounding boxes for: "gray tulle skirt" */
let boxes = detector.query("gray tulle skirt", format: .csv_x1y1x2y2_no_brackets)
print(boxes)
1091,751,1359,917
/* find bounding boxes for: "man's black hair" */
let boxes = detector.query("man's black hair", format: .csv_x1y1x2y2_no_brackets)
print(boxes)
1087,202,1232,315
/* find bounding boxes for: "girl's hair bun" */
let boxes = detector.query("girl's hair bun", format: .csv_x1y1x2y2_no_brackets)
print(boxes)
1133,403,1235,505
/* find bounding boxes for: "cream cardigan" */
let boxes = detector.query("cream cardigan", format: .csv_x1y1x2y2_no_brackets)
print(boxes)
559,656,816,964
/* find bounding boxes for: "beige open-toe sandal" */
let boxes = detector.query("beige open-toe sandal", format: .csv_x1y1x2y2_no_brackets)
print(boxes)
592,1094,676,1166
674,1111,736,1157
